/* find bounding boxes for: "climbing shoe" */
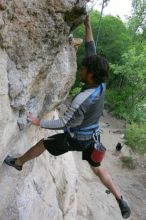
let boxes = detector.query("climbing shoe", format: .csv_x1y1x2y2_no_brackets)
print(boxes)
118,196,131,219
4,155,22,171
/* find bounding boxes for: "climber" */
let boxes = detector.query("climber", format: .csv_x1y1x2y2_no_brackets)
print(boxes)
4,15,131,219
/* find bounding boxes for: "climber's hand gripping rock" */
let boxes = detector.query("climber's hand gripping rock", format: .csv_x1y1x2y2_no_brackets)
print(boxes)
27,112,40,126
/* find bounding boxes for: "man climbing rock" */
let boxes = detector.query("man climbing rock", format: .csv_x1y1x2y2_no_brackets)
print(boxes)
4,15,131,219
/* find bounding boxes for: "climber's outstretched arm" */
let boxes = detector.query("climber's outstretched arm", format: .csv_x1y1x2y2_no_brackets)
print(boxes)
27,92,85,130
84,15,94,42
84,15,96,56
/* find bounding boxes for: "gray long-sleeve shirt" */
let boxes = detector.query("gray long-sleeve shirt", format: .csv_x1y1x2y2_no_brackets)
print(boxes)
40,41,105,140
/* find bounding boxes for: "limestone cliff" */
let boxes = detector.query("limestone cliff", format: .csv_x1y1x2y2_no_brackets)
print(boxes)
0,1,86,219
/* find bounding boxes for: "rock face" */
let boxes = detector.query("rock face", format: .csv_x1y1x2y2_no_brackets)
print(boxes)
0,1,86,219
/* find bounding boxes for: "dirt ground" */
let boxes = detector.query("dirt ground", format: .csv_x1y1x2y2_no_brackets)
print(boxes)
72,111,146,220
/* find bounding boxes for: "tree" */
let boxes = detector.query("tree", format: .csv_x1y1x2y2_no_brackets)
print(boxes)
128,0,146,35
106,46,146,121
95,15,132,63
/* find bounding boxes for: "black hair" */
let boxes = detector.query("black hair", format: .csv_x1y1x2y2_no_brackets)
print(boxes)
81,55,109,84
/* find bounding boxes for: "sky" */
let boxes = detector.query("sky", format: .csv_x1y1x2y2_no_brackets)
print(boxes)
93,0,133,21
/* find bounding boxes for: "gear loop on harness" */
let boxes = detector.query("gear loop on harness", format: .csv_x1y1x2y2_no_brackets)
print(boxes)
93,130,100,143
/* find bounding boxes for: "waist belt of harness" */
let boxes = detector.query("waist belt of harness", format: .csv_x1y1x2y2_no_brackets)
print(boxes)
70,124,99,135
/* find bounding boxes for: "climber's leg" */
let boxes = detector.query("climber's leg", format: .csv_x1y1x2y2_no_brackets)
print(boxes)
91,166,131,218
15,139,45,166
4,139,46,170
91,166,121,200
4,133,70,171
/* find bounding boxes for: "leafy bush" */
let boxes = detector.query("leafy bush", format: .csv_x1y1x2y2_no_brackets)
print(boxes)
69,86,81,97
106,90,146,122
124,122,146,154
120,156,137,169
105,89,135,121
106,47,146,122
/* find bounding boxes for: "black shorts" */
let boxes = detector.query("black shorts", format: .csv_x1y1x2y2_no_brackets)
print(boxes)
43,133,101,167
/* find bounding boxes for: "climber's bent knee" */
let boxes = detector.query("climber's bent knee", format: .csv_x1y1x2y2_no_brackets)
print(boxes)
91,166,104,176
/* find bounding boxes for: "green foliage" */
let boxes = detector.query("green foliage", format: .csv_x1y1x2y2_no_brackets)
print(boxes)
124,122,146,154
96,15,132,63
128,0,146,34
69,86,82,97
106,46,146,122
106,89,134,120
120,156,137,169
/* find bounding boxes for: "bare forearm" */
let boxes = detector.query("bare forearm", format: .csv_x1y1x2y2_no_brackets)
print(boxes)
85,15,94,42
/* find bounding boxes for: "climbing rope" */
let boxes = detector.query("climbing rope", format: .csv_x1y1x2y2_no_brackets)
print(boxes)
95,0,106,48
